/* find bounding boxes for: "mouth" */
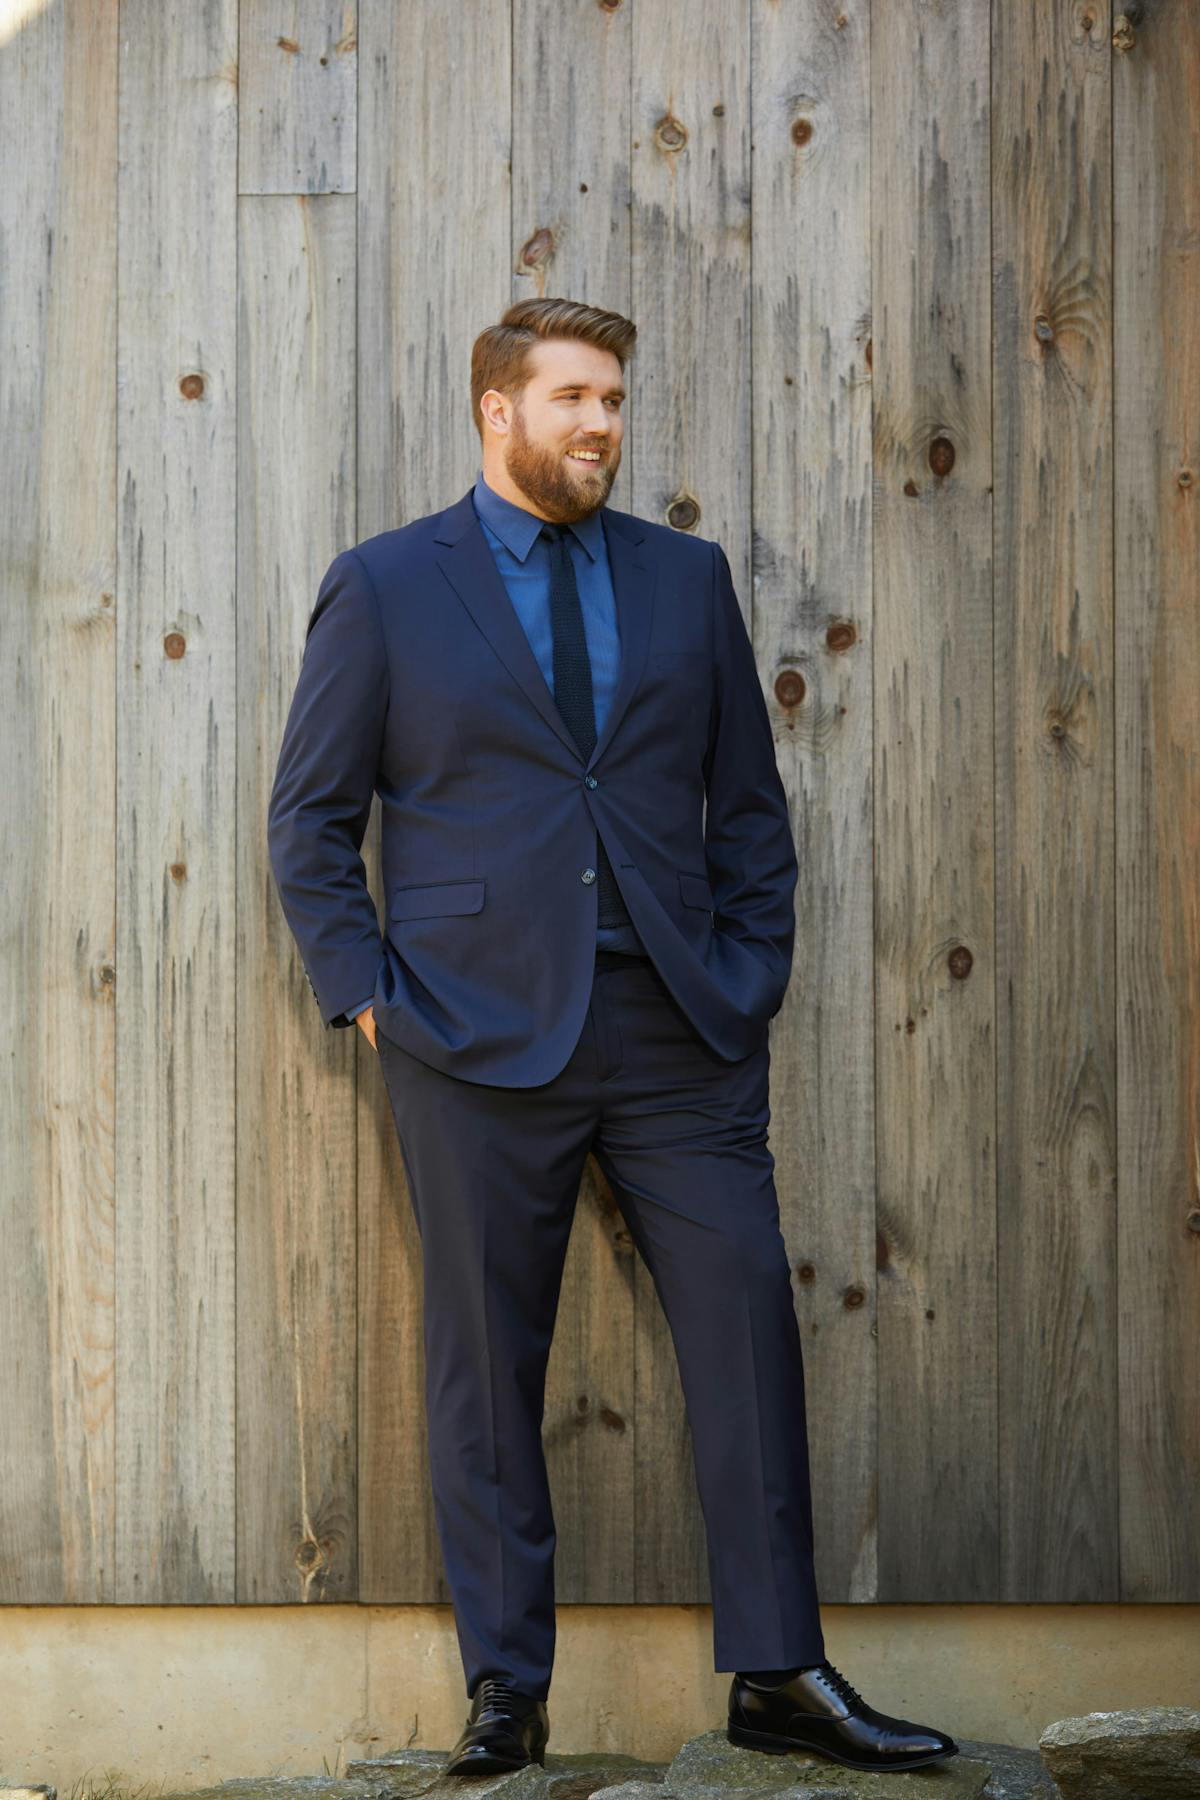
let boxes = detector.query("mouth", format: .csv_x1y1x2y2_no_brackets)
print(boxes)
566,448,605,465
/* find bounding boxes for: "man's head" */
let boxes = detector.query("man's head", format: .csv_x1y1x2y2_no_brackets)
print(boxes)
471,298,636,524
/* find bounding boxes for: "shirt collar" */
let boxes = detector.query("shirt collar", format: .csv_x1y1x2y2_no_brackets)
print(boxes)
472,468,605,565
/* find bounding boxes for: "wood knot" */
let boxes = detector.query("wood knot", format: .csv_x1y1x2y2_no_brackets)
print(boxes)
928,435,955,478
654,112,688,152
948,944,973,980
519,227,556,271
666,492,701,531
1112,13,1135,52
774,669,806,708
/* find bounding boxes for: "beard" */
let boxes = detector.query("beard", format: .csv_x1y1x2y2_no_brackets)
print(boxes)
503,401,620,522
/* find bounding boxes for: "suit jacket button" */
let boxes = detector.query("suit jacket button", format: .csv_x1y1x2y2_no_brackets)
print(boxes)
581,867,596,883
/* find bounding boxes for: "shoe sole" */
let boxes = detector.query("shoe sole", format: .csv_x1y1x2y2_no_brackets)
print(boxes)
726,1720,956,1771
445,1749,546,1777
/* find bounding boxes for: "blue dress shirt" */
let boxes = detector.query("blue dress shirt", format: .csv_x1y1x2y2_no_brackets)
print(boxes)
346,468,647,1024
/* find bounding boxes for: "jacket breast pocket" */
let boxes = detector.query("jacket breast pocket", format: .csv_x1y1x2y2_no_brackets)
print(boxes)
678,870,715,911
390,878,486,921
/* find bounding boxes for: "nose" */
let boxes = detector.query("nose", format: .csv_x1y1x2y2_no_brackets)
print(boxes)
582,400,612,435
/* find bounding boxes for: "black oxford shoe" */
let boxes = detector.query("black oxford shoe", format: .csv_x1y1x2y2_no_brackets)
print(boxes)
728,1661,958,1772
444,1675,550,1776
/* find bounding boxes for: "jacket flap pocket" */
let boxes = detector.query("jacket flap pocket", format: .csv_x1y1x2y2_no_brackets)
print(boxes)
390,878,486,921
678,870,715,910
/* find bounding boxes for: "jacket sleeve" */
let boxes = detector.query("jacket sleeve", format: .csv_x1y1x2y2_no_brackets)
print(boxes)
701,538,798,997
267,548,389,1029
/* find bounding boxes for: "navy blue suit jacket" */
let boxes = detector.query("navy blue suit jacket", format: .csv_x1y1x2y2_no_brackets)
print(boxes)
267,485,798,1085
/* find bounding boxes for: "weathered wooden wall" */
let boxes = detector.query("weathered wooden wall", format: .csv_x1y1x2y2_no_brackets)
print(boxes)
1,0,1196,1610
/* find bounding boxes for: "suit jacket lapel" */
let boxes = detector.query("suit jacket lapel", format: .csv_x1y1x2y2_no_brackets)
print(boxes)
587,507,655,772
434,490,577,759
433,487,657,772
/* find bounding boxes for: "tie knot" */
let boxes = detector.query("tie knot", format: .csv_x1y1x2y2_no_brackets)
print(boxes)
539,521,567,545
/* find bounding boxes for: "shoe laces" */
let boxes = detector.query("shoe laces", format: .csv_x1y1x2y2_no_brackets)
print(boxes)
817,1660,866,1711
475,1675,521,1712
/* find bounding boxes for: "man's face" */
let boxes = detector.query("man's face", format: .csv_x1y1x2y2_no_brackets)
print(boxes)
482,338,625,522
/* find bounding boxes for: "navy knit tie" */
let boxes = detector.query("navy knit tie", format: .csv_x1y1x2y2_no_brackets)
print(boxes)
539,521,632,930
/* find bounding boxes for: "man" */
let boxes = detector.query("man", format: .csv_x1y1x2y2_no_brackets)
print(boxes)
267,298,957,1776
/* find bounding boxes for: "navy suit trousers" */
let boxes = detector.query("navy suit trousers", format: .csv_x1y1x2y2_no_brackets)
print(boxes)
375,949,826,1700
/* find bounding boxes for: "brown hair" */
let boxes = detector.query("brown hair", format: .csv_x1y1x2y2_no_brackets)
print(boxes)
470,298,637,444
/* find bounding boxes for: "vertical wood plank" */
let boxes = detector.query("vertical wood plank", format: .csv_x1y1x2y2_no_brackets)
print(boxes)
753,0,877,1604
629,0,752,1609
0,0,118,1602
115,0,239,1600
356,0,511,1601
1114,0,1200,1602
993,0,1118,1600
239,193,360,1600
512,0,639,1607
238,0,357,195
872,0,998,1599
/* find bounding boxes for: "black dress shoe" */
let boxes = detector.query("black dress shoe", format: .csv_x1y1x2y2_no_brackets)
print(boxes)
728,1661,957,1772
444,1675,550,1777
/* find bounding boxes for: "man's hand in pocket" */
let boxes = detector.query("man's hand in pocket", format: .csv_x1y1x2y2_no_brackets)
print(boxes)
355,1006,378,1050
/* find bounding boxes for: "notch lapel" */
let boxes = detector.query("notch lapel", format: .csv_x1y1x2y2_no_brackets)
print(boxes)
435,491,579,761
587,509,655,771
433,489,657,771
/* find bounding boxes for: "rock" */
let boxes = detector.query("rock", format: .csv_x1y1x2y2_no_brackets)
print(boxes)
343,1747,666,1799
0,1790,57,1800
345,1723,1012,1800
1037,1708,1200,1799
586,1785,669,1800
953,1735,1062,1798
154,1782,424,1800
340,1748,451,1794
656,1727,990,1797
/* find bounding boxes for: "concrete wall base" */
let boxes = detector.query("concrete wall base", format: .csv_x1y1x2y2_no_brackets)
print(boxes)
1,1605,1195,1790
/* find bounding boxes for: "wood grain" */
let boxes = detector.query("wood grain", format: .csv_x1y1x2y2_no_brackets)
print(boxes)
1113,0,1200,1602
754,0,877,1605
873,0,999,1600
993,0,1117,1602
239,0,356,195
238,194,359,1601
115,0,239,1603
0,0,118,1603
